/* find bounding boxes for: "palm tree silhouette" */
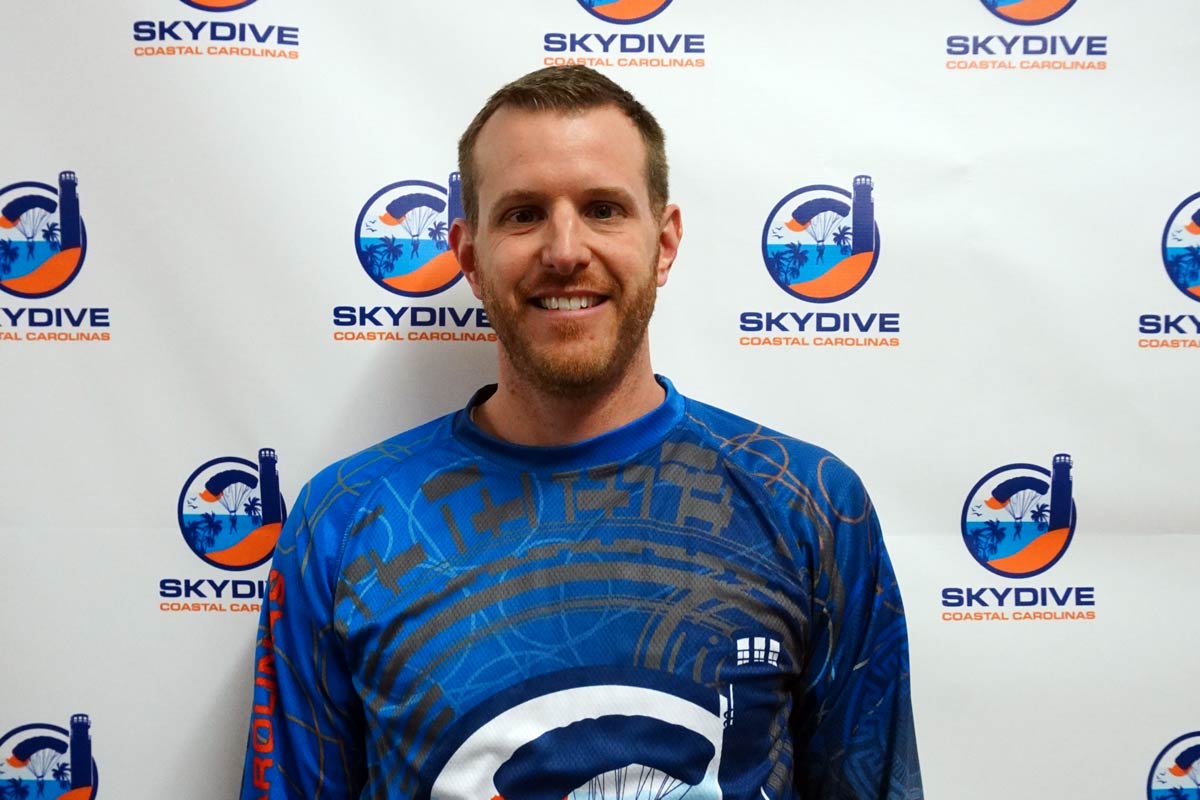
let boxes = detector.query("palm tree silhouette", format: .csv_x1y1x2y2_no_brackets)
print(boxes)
198,511,223,553
41,222,60,252
244,496,263,526
0,239,18,276
970,519,1006,560
1030,503,1050,531
50,763,69,790
785,242,809,276
381,235,405,271
832,225,852,255
428,220,448,250
7,777,30,799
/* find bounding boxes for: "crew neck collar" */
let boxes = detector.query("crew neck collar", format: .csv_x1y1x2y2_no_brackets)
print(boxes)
452,376,684,472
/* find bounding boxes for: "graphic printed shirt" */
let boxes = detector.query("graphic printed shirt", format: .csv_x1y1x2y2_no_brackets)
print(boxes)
240,378,923,800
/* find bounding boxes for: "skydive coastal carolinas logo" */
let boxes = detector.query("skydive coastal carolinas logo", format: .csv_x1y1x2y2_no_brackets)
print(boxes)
0,172,109,344
1139,191,1200,350
542,0,706,70
1149,732,1200,800
132,0,300,61
159,448,287,613
740,174,901,349
942,453,1096,623
335,171,495,345
945,0,1107,72
0,714,98,800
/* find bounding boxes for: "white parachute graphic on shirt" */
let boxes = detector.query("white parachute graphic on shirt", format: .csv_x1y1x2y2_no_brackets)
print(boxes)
429,684,726,800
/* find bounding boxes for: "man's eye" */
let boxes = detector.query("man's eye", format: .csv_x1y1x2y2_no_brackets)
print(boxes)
590,203,618,219
507,209,538,224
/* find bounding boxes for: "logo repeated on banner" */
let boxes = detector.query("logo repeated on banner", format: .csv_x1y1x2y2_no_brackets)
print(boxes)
158,448,287,613
1139,191,1200,349
132,0,300,60
977,0,1076,26
942,453,1096,622
334,172,495,344
543,0,706,70
0,715,98,800
945,0,1108,71
1149,732,1200,800
0,172,109,344
740,175,900,349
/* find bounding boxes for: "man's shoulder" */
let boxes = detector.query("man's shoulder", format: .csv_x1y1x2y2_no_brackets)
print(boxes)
298,410,463,523
676,394,867,497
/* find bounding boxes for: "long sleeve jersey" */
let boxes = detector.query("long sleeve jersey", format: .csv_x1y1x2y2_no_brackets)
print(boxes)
240,377,922,800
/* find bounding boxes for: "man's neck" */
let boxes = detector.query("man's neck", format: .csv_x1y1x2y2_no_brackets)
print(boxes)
473,359,666,447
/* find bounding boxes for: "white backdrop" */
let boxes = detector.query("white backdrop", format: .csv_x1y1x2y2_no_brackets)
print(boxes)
2,2,1198,799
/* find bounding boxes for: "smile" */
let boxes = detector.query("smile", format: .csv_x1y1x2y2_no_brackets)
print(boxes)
535,295,607,310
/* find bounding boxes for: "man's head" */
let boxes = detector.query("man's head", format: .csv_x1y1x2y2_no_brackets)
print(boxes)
457,65,669,228
449,67,681,400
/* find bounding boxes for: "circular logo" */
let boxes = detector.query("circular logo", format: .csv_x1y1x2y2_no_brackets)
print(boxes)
575,0,674,25
1162,191,1200,303
961,456,1077,578
0,717,99,800
355,178,463,297
423,670,725,800
177,451,287,571
1148,732,1200,799
761,177,879,303
178,0,259,11
978,0,1077,26
0,175,87,299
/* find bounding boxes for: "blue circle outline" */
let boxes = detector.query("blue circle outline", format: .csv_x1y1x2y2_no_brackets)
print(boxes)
1147,731,1200,800
176,455,284,571
1161,190,1200,304
353,179,463,298
179,0,259,11
978,0,1077,26
959,461,1078,579
0,722,100,799
760,183,880,304
575,0,675,25
0,180,88,300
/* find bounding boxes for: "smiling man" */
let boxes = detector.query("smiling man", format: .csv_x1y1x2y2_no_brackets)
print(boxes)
240,66,922,800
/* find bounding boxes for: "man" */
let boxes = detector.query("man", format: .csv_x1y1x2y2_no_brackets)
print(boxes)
240,65,922,800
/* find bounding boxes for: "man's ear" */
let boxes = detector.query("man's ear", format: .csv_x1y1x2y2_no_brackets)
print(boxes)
450,218,482,299
655,203,682,287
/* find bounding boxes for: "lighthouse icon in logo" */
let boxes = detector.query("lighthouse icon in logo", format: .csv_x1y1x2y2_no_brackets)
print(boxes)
961,454,1077,579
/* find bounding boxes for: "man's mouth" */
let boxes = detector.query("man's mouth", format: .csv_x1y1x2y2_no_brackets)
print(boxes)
533,295,608,310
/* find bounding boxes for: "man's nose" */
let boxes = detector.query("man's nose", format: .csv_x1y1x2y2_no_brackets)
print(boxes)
541,205,590,275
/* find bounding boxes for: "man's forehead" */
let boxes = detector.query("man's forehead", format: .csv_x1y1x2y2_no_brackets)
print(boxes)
472,104,649,200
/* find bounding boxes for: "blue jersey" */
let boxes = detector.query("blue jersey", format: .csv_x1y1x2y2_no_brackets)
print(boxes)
240,378,922,800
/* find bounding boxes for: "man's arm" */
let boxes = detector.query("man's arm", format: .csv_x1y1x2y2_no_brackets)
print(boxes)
240,478,367,799
792,461,922,800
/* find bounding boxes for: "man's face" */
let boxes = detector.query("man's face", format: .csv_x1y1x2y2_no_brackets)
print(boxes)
451,104,681,397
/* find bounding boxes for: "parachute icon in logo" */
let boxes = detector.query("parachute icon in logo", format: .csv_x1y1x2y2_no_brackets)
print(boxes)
1162,191,1200,302
961,454,1077,578
575,0,675,25
978,0,1077,25
420,668,773,800
355,174,463,297
179,0,259,11
0,172,86,299
761,176,879,303
177,448,287,571
1148,732,1200,799
0,714,98,799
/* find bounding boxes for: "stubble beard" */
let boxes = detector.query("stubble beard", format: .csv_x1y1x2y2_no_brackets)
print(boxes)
480,255,659,400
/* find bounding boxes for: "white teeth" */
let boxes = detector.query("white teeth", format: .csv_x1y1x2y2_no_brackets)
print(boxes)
539,296,595,310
